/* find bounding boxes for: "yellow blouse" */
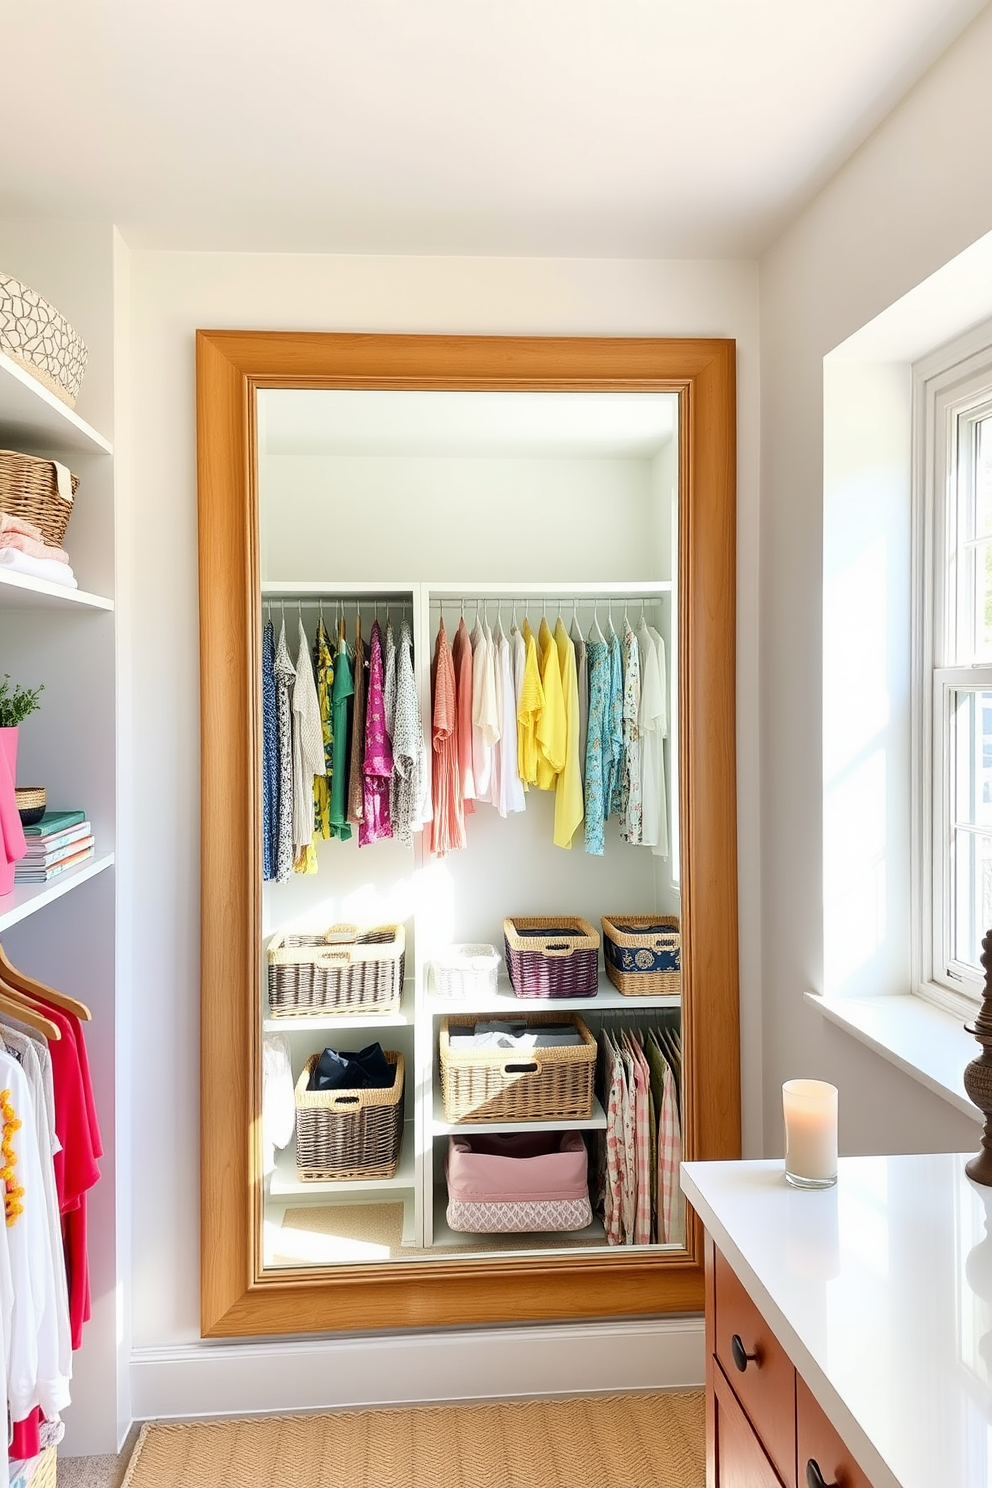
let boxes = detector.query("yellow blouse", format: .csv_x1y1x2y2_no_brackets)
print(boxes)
553,617,584,848
535,617,566,791
516,620,545,787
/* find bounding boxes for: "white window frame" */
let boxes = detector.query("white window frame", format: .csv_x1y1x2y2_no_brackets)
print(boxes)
914,318,992,1015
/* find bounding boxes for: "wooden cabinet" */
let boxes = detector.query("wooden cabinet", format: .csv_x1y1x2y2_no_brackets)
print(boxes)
706,1236,875,1488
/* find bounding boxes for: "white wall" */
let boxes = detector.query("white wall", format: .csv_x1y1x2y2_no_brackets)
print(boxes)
759,3,992,1157
122,252,761,1411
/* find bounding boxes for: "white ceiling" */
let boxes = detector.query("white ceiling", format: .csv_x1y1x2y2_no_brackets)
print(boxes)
1,0,987,258
258,389,677,457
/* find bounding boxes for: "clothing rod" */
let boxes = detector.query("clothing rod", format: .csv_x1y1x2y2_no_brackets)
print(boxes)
427,594,667,607
261,599,412,609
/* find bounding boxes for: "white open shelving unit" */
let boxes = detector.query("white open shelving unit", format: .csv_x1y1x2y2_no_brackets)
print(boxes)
0,351,115,936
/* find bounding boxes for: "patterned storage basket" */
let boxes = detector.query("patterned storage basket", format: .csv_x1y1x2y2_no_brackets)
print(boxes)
439,1012,596,1123
503,916,600,999
268,924,405,1016
0,272,88,407
445,1131,593,1234
601,914,681,995
0,450,78,548
431,943,500,999
295,1050,404,1180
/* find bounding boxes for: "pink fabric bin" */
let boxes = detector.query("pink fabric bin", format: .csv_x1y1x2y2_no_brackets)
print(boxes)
445,1131,593,1234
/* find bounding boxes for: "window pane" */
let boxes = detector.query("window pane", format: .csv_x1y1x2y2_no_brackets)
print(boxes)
977,416,992,540
950,686,992,972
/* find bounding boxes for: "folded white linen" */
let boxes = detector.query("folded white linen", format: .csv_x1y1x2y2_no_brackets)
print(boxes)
0,548,78,588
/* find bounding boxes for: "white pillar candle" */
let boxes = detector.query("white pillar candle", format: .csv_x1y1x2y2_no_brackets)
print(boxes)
783,1079,838,1189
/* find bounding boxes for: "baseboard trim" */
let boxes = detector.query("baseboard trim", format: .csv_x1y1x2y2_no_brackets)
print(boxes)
130,1316,705,1423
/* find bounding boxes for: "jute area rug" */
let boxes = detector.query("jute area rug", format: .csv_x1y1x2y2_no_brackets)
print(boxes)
121,1392,705,1488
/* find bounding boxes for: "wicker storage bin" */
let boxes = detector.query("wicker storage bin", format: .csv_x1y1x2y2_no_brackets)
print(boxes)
446,1131,593,1233
0,450,78,548
503,916,600,999
295,1050,404,1180
439,1012,596,1123
10,1447,57,1488
431,943,500,999
0,271,88,408
601,914,681,995
268,923,405,1017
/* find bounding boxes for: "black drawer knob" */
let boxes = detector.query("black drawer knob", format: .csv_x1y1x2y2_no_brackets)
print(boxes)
730,1333,758,1372
806,1460,838,1488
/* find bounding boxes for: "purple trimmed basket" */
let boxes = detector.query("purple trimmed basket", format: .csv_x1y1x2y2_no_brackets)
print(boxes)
502,916,600,999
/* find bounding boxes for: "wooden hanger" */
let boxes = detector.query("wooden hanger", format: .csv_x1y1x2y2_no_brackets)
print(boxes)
0,987,61,1041
0,942,91,1021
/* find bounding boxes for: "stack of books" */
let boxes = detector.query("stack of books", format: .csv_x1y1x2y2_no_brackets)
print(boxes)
15,810,95,884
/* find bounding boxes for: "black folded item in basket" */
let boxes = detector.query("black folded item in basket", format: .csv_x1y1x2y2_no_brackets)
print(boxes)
512,926,587,939
307,1042,397,1092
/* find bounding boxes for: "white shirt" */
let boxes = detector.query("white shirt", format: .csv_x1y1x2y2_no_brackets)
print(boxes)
636,619,669,857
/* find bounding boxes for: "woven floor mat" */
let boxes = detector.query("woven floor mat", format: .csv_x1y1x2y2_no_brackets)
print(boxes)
122,1392,705,1488
273,1203,604,1266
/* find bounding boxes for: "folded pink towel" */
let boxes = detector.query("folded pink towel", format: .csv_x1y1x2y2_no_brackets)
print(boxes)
0,531,69,563
0,511,45,542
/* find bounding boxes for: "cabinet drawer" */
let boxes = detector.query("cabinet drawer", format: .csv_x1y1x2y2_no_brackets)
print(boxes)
714,1364,786,1488
796,1376,873,1488
714,1249,796,1488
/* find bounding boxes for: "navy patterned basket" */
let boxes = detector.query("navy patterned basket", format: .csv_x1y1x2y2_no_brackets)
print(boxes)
601,915,681,996
503,917,600,999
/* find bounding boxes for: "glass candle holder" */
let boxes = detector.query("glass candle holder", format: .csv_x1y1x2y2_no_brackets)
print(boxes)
783,1079,838,1189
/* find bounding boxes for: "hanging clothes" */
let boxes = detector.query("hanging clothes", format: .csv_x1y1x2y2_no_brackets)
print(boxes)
637,619,669,857
619,620,642,845
360,620,393,846
261,620,278,881
583,638,611,855
625,1031,652,1246
471,617,499,803
535,617,566,791
516,620,545,789
451,616,477,810
312,619,334,842
606,624,625,819
329,632,354,842
600,1032,625,1247
569,615,589,791
391,619,431,844
272,619,295,882
382,618,397,746
552,617,583,848
493,621,526,817
430,620,466,856
346,619,367,827
291,618,325,872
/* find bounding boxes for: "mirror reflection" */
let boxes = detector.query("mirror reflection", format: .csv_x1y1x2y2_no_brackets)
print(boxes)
255,388,683,1269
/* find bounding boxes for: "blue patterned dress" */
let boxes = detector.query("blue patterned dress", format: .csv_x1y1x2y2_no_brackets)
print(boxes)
583,639,611,855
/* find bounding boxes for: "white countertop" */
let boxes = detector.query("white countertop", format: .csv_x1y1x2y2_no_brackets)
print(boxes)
681,1153,992,1488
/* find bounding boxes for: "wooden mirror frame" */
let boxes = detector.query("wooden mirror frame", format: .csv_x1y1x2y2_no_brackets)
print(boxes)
196,331,739,1338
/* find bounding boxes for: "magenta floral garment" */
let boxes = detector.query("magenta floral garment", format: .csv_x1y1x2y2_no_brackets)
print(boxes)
360,620,394,846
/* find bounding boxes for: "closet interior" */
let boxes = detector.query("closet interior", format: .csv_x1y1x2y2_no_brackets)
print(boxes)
256,386,684,1269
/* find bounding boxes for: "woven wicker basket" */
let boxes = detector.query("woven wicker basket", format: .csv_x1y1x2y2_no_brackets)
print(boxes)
268,924,405,1017
503,916,600,999
0,450,78,547
431,944,500,999
0,272,88,408
295,1050,405,1180
11,1447,57,1488
601,914,681,995
439,1012,596,1123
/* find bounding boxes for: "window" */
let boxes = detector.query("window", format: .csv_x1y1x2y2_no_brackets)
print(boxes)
916,323,992,1009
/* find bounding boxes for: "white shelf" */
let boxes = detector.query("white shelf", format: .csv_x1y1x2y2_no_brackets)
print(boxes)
0,851,114,932
0,570,113,611
0,349,113,456
263,990,415,1033
269,1121,417,1196
427,971,680,1014
432,1088,607,1135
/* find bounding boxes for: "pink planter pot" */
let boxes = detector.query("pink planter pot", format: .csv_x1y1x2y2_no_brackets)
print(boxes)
0,726,21,895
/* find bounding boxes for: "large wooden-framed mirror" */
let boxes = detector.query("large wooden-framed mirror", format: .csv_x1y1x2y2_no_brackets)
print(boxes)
197,332,738,1338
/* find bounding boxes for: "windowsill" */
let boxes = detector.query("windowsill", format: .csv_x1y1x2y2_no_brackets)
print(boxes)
804,991,981,1123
